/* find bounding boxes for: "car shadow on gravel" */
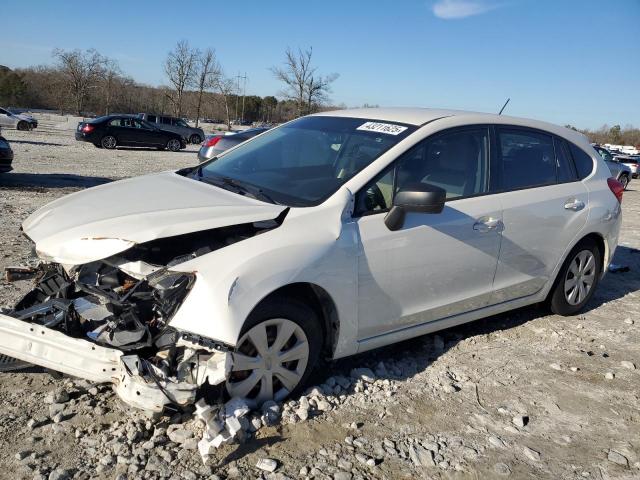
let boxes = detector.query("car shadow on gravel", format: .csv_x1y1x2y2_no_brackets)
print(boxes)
7,140,66,147
0,173,112,188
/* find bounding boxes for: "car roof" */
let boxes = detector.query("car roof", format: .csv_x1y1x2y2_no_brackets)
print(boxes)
312,107,590,148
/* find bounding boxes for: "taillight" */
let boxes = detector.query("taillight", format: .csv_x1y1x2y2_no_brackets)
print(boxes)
607,177,624,203
204,136,223,147
81,124,95,133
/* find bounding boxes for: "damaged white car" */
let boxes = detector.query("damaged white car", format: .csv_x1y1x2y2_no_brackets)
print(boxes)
0,108,623,416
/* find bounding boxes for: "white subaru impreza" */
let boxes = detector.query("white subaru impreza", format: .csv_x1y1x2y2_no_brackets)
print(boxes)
0,108,623,410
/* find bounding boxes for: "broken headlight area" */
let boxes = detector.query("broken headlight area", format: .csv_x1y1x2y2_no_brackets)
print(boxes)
10,262,194,351
3,260,236,413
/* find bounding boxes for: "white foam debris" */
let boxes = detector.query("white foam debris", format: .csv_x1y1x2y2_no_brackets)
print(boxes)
196,396,252,462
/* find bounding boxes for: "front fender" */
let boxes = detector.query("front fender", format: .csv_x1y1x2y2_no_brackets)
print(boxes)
168,190,359,356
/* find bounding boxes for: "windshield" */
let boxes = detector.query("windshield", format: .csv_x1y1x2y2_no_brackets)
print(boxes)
189,116,415,207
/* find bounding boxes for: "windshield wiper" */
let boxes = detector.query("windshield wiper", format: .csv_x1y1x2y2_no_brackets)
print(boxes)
220,176,278,204
194,173,278,205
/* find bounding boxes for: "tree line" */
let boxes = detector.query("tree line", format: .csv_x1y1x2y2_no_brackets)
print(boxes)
566,124,640,147
0,42,339,130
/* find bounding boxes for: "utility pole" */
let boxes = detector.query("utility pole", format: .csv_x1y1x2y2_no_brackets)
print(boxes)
241,73,247,123
235,73,240,124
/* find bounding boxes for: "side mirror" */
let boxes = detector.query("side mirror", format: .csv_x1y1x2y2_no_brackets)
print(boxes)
384,183,446,231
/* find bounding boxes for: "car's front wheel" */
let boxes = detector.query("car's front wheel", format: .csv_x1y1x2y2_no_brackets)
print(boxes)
226,298,323,406
549,238,601,315
101,135,117,149
167,138,181,151
190,134,202,144
17,121,30,131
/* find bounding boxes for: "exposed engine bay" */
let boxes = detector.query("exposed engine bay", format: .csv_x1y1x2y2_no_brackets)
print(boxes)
1,216,286,414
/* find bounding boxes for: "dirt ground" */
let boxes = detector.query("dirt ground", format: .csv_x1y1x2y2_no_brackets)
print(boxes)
0,127,639,480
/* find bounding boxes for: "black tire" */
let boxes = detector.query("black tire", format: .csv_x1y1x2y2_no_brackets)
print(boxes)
101,135,117,149
619,174,629,190
549,238,601,316
17,121,29,131
189,134,202,144
230,297,323,402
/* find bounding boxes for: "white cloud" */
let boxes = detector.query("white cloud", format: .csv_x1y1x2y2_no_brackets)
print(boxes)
432,0,499,19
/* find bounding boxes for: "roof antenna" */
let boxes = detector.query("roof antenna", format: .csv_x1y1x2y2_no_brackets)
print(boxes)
498,98,510,115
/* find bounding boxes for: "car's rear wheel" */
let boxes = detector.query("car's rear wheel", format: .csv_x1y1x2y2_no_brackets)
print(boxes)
167,138,181,151
549,238,601,316
619,174,629,190
17,121,30,131
190,134,202,144
226,298,323,406
101,135,117,149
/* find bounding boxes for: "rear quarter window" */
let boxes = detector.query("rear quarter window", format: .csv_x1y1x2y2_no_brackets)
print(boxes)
568,144,595,179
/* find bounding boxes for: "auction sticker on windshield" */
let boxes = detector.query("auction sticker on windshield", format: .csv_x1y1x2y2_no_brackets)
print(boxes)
356,122,408,135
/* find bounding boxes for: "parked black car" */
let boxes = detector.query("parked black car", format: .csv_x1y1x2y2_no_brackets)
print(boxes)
197,127,269,162
0,135,14,172
75,115,187,151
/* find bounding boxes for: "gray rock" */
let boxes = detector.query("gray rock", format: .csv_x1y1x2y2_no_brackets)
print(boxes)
334,472,352,480
350,368,376,383
607,450,629,466
48,469,70,480
14,450,29,460
489,436,506,448
605,372,615,380
512,415,529,428
621,361,636,370
409,444,435,466
167,427,194,444
494,462,511,476
522,446,541,461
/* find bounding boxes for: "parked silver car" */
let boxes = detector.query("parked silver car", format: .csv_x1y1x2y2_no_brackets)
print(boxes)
198,127,270,162
0,107,37,130
138,113,204,144
593,145,632,189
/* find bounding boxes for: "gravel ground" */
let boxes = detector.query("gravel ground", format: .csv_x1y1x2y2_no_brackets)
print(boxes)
1,128,639,480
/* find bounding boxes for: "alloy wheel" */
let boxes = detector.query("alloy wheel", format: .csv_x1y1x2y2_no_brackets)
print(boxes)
564,249,596,305
620,175,629,190
226,318,310,405
167,139,181,151
101,136,117,149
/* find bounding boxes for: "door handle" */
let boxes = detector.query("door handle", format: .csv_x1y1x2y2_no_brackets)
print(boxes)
564,198,585,211
473,217,503,233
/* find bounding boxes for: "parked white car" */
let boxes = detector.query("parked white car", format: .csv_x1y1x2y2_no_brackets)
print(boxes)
0,107,37,130
0,108,623,410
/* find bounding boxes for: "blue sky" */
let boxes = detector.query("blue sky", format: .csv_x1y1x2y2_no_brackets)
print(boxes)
1,0,638,129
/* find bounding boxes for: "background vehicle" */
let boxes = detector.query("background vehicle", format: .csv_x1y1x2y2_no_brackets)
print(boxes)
593,145,632,189
75,115,186,151
616,155,639,178
0,107,37,130
0,135,14,172
138,113,205,144
198,127,269,162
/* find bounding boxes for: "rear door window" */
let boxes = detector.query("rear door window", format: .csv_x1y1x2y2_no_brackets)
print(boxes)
160,117,172,125
554,137,577,183
568,144,595,179
147,115,157,123
497,128,556,190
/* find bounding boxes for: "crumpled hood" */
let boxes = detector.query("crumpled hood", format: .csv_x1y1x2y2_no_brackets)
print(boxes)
23,171,286,264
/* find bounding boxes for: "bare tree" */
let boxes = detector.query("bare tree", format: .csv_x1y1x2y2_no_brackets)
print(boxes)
271,47,338,117
164,40,197,117
305,72,339,114
53,48,106,115
101,58,121,115
214,75,237,131
192,48,221,127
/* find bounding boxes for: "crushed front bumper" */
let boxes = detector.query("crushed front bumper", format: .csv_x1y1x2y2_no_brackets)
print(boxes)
0,313,122,382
